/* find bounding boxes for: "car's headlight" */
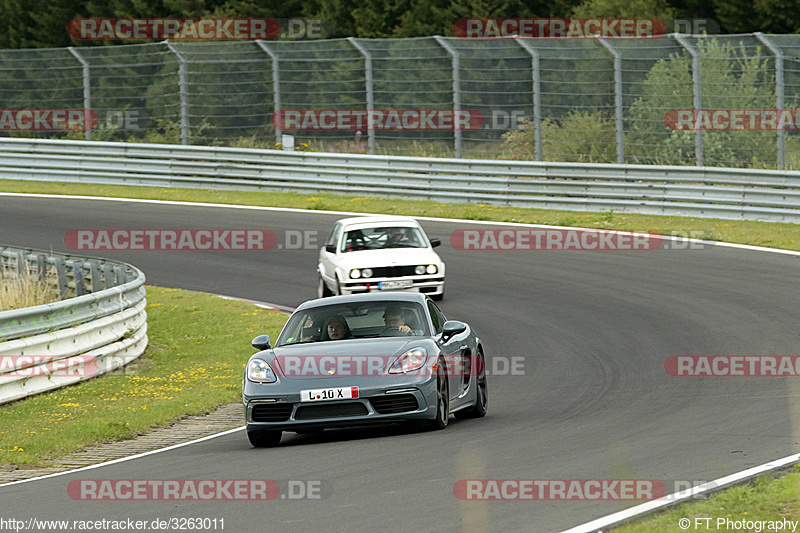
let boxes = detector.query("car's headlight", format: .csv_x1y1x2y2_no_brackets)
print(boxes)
350,268,361,279
389,347,428,374
361,268,373,278
414,265,426,275
426,264,438,274
247,358,277,383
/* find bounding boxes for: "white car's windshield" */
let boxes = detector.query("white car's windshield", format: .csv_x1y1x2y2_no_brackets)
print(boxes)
340,226,427,252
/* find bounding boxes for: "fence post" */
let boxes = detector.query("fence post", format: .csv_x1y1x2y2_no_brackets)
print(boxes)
434,36,462,158
754,33,785,169
255,40,282,146
67,47,92,141
164,40,189,145
348,37,375,155
514,37,543,161
597,38,625,164
673,34,703,166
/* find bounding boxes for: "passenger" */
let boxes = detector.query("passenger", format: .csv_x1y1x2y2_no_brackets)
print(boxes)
326,316,352,340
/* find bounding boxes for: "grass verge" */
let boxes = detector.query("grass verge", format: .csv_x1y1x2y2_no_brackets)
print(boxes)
0,286,287,467
2,179,800,251
612,465,800,531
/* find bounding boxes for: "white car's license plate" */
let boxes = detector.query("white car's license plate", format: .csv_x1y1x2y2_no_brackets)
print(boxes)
378,280,413,290
300,386,359,402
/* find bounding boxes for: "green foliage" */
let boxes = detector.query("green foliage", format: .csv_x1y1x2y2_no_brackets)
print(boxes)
502,110,617,162
626,38,780,167
570,0,677,18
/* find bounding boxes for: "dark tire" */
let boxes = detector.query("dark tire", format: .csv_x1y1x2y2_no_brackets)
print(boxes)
318,274,333,298
247,429,282,447
427,359,449,430
455,350,487,419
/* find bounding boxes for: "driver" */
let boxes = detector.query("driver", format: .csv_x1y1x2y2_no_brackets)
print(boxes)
381,305,416,336
386,227,410,246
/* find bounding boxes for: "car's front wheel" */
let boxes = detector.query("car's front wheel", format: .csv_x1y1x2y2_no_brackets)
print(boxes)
247,429,282,447
318,274,333,298
427,359,449,430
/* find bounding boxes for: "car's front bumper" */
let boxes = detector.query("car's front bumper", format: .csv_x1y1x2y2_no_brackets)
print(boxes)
243,377,437,432
339,276,444,297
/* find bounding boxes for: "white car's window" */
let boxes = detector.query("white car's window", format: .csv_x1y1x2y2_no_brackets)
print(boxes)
340,226,427,252
326,223,342,247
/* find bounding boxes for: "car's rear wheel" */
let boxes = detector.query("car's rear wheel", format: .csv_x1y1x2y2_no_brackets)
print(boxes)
427,359,449,430
247,429,282,447
455,349,487,419
318,274,333,298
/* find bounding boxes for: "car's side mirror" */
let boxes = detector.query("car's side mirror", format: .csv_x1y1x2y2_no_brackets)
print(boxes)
252,335,271,351
429,238,441,248
440,321,467,343
325,244,336,253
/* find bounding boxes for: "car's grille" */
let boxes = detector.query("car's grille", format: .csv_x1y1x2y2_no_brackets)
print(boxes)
295,402,368,420
369,266,418,278
370,394,419,414
251,403,293,422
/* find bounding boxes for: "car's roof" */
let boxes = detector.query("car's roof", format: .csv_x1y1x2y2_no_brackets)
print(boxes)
296,292,428,311
336,215,420,228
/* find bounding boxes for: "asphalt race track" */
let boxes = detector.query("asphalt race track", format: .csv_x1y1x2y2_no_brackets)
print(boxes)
1,194,799,532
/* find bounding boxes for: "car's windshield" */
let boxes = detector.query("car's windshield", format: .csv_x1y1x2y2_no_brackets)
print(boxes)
340,226,427,252
278,301,429,345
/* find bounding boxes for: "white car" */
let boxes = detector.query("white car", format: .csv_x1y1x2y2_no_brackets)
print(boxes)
317,216,445,300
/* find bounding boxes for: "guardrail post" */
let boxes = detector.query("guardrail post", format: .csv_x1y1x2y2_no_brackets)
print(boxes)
434,36,462,158
53,257,69,298
514,37,543,161
67,47,92,141
673,34,703,166
597,38,625,164
348,38,376,155
90,262,103,292
103,264,116,289
754,33,785,169
165,41,190,145
72,261,85,296
255,40,282,146
34,254,46,281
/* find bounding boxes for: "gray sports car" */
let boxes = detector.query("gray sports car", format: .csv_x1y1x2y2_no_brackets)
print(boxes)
242,292,487,447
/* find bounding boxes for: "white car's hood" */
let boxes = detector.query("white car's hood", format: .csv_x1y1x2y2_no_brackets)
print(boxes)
337,248,442,269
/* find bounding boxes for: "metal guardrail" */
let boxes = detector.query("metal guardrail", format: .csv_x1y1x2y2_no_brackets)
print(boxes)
2,138,800,223
0,245,147,404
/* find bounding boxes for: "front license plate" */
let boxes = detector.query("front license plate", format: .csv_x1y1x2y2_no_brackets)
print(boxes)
378,280,413,290
300,386,359,402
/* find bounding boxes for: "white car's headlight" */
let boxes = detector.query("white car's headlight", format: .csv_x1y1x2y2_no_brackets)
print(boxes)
389,347,428,374
426,264,438,274
414,265,426,275
361,268,373,278
248,358,277,383
350,268,361,279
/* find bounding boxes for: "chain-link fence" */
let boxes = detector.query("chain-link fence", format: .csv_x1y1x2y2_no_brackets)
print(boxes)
1,34,800,168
